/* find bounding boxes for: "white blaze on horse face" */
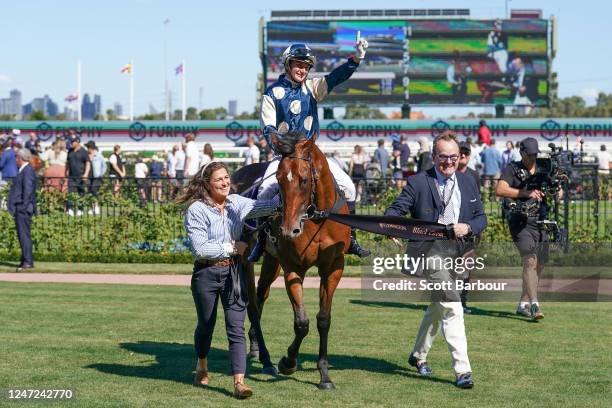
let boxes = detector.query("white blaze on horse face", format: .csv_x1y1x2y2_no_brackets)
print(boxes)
286,169,293,183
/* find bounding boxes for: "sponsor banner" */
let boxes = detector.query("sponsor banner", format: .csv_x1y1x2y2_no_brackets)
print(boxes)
1,119,611,148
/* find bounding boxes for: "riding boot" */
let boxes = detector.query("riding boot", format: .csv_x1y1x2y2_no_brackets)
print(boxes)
347,201,371,258
248,228,266,262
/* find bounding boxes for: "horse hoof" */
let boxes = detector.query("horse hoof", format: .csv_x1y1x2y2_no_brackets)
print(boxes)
278,357,297,376
318,382,336,390
262,365,278,376
248,350,259,360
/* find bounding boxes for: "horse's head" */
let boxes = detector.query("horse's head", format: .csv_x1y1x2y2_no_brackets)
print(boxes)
271,131,319,239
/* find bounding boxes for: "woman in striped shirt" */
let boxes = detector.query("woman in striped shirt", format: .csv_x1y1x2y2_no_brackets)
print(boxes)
178,161,280,399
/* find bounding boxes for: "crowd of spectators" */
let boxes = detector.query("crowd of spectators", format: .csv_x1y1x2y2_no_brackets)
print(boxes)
1,127,611,212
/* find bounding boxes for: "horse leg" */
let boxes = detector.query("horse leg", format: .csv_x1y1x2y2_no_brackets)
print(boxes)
248,255,281,375
278,272,308,376
316,265,343,390
248,253,280,358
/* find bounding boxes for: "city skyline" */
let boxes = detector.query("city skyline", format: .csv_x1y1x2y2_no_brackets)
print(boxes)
0,89,109,120
1,1,611,118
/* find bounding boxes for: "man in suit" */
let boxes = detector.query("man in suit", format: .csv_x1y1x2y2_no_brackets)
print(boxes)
384,131,487,389
8,148,37,271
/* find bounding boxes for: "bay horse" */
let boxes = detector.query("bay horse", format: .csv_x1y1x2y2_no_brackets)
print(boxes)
252,131,350,389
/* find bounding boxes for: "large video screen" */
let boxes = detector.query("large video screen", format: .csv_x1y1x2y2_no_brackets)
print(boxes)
265,19,550,106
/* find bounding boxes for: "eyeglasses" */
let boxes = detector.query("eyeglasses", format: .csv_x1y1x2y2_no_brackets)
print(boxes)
436,154,459,163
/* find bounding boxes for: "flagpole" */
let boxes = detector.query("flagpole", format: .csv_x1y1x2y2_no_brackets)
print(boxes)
130,60,134,121
163,19,170,121
182,60,186,121
77,59,82,122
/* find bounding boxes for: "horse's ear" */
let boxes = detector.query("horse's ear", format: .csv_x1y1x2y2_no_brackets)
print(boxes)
304,134,317,150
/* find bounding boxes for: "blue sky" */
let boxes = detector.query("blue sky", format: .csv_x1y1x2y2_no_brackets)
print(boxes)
1,0,610,117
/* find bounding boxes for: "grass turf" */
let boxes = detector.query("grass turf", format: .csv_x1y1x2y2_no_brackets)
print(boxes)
0,282,610,407
0,262,360,277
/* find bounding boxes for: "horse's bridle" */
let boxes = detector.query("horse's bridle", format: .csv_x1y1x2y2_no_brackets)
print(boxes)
284,153,318,220
281,152,344,222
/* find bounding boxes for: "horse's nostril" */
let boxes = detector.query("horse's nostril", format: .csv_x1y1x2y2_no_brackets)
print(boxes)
292,228,301,235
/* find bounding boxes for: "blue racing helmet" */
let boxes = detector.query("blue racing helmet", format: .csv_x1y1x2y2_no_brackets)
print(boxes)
282,43,316,68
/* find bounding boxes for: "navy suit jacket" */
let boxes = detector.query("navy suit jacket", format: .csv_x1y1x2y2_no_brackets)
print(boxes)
8,164,37,216
385,167,487,236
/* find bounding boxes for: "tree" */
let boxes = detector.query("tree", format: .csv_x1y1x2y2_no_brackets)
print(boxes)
106,109,117,120
199,107,227,120
137,113,164,120
343,104,387,119
186,107,198,120
30,111,46,120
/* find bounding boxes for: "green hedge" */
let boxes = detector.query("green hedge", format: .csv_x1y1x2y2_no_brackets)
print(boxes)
1,184,610,264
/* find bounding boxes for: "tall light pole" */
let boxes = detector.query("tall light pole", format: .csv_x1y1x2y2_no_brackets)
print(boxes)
163,18,170,121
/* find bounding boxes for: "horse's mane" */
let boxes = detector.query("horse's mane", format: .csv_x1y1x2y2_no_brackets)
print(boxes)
276,131,307,156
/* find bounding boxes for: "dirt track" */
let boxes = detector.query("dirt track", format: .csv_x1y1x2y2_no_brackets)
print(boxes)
1,273,611,296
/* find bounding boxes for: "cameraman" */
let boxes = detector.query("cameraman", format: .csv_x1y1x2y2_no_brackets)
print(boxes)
496,137,559,320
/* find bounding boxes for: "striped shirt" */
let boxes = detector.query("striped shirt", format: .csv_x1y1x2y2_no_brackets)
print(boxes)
185,194,280,260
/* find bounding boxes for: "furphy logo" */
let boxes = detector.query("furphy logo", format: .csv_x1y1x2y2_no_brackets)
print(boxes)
326,121,346,141
36,122,54,141
225,121,244,142
540,119,561,141
128,122,147,141
430,120,450,137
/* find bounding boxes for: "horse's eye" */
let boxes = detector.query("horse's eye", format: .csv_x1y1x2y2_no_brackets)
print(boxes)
300,178,308,187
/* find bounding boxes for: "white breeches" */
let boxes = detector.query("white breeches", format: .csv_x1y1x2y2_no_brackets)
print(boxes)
258,156,356,202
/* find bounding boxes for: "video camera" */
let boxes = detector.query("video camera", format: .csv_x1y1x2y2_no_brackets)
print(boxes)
503,143,572,244
532,143,572,197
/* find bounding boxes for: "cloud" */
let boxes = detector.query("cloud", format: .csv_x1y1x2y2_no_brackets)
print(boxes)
0,74,11,82
580,88,599,106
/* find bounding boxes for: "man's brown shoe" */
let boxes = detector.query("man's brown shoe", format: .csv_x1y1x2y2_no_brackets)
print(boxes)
233,381,253,399
193,369,209,386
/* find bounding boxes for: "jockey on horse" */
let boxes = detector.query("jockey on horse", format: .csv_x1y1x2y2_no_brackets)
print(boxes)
250,39,371,261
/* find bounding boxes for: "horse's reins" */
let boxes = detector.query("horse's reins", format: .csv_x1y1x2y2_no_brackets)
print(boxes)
285,152,344,222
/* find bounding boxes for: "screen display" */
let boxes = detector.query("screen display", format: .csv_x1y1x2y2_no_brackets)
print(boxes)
265,18,550,106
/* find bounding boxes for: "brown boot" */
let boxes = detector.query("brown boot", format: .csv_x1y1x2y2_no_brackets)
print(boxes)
233,379,253,399
193,358,209,386
194,370,209,386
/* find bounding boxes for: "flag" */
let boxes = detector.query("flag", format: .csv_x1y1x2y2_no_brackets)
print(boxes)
120,63,132,74
65,94,78,102
175,64,183,75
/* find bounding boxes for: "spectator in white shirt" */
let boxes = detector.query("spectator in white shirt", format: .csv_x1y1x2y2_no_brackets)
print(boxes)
166,146,177,179
184,134,200,178
134,157,149,205
597,145,611,174
244,137,260,165
175,144,186,183
201,143,214,167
